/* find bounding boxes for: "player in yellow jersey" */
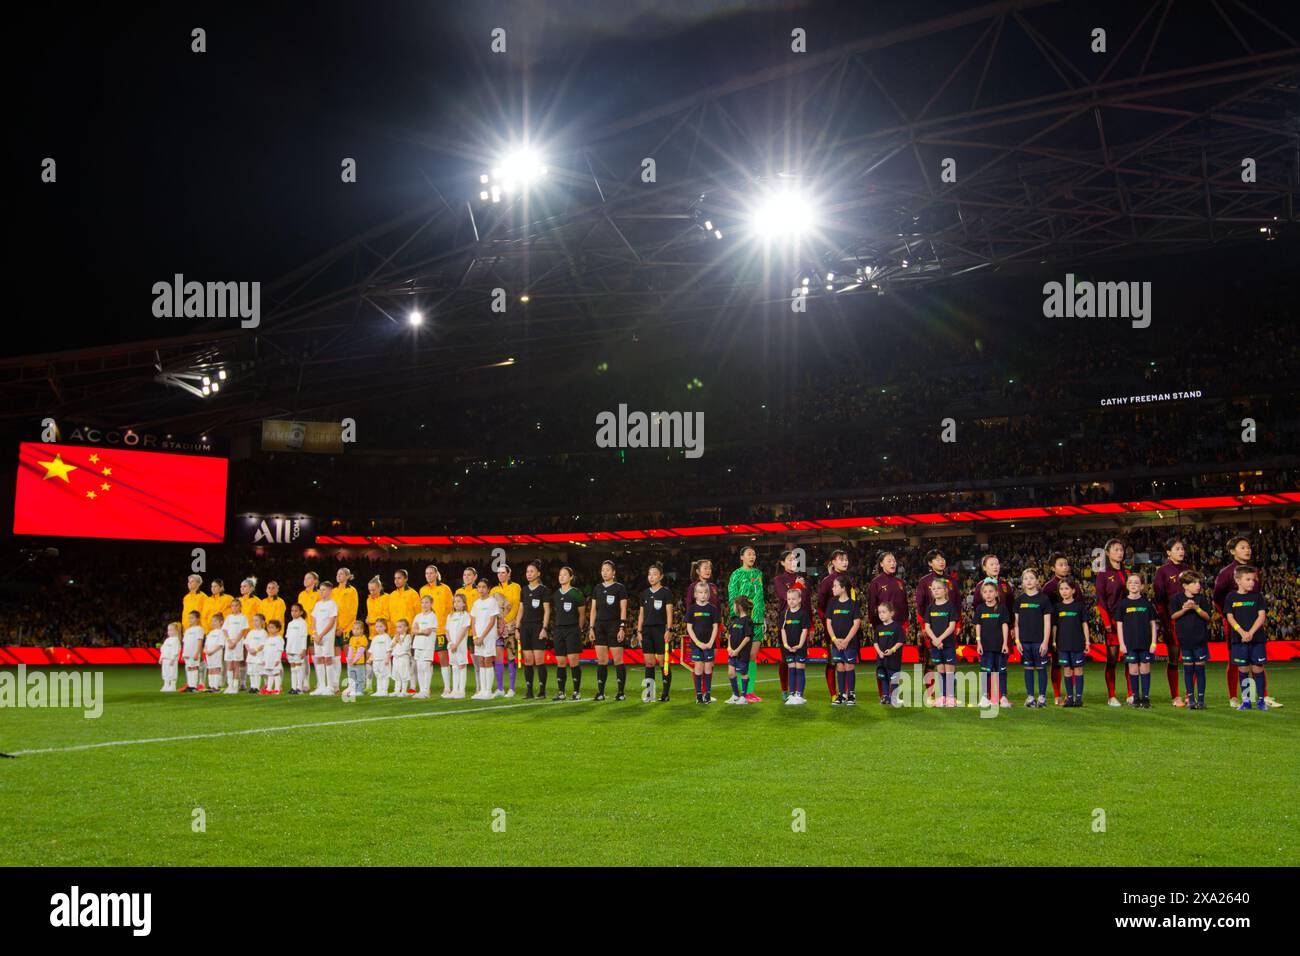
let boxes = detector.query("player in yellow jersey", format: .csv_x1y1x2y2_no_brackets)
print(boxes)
233,574,261,686
456,567,480,612
366,576,391,638
490,565,521,697
388,569,421,696
389,569,421,633
334,567,359,688
421,565,453,695
260,580,286,631
201,578,233,679
182,573,205,634
299,571,321,692
201,578,233,635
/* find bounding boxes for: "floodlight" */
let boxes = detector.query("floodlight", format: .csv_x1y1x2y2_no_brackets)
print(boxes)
750,187,815,240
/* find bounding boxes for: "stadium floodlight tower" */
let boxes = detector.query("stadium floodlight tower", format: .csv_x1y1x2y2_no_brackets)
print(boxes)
479,144,548,203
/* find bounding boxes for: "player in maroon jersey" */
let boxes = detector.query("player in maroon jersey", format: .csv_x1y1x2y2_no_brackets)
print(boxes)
1093,538,1130,706
915,548,959,706
772,549,807,701
970,554,1015,704
1152,536,1189,707
866,550,909,694
1042,552,1072,705
817,550,853,698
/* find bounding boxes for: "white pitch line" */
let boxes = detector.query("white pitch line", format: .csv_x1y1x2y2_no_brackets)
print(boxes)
7,698,563,756
6,676,787,757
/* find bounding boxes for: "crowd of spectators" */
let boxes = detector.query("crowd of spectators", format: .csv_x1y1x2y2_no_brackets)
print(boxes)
232,303,1298,534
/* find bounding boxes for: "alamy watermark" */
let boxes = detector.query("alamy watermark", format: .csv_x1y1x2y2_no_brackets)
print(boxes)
595,404,704,459
891,664,1003,718
0,665,103,718
49,886,151,936
1042,273,1150,329
152,274,260,328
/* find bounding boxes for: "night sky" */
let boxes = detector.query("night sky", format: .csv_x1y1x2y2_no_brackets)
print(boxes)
10,0,1298,363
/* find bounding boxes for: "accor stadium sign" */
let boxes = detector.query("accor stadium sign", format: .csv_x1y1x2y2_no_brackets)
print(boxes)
41,422,218,454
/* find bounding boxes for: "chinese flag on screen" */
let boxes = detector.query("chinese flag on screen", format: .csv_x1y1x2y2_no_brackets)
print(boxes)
12,442,227,542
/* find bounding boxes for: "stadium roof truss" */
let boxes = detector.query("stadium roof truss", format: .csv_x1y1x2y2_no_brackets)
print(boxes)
3,0,1297,432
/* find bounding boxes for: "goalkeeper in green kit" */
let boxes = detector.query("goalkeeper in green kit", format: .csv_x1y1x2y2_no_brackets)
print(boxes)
728,546,765,702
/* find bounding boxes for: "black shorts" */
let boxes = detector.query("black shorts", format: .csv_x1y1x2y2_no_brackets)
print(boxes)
593,620,625,647
781,644,808,664
552,626,581,658
640,626,666,655
518,620,545,652
728,646,751,671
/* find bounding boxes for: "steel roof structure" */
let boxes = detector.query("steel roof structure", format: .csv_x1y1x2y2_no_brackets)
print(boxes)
3,0,1297,436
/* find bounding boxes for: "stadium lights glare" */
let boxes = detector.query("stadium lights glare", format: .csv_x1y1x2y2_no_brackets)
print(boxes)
408,309,424,326
750,187,815,240
480,145,547,202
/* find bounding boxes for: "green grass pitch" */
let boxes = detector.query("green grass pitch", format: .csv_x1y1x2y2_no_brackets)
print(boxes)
2,663,1296,866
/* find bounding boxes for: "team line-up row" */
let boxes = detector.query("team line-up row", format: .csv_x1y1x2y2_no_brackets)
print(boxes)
159,536,1281,711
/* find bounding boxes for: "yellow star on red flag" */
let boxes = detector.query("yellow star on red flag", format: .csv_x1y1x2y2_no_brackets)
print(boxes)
88,453,100,464
85,490,97,500
100,482,111,491
38,454,78,483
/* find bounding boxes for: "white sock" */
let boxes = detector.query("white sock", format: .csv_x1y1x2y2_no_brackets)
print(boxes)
330,661,342,691
440,665,451,691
